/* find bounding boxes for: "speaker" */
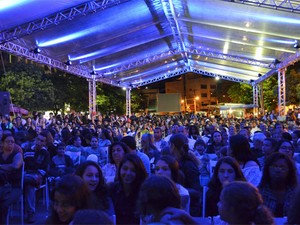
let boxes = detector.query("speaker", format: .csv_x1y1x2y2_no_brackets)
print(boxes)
0,91,11,116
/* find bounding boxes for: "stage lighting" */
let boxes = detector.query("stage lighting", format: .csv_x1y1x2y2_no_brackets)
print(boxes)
293,40,300,49
65,60,72,65
33,47,41,54
258,73,262,77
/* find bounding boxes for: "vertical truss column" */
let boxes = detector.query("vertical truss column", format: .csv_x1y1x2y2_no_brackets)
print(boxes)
278,69,286,116
88,77,97,121
252,85,259,116
126,88,131,116
258,83,265,115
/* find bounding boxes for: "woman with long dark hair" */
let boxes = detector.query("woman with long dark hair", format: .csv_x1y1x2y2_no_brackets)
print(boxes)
259,152,298,217
169,133,201,216
75,161,114,216
229,134,261,186
108,154,147,224
205,156,246,216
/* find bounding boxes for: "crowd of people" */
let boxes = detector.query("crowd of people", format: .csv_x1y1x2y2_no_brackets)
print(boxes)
1,110,300,224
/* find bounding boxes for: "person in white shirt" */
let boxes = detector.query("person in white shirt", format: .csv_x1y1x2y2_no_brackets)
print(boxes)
153,127,167,152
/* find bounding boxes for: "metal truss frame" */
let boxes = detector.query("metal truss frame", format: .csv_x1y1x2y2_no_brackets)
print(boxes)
187,47,272,68
191,67,250,84
101,49,181,76
134,67,189,87
278,69,286,116
252,85,259,116
126,88,131,116
229,0,300,14
161,0,189,64
0,41,92,79
88,78,97,119
0,0,130,44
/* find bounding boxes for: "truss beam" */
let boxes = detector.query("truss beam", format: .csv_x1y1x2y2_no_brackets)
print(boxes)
187,47,272,68
161,0,189,64
88,78,97,120
100,49,181,75
229,0,300,14
0,0,130,44
191,67,249,84
135,67,189,87
253,85,259,116
0,41,93,79
126,88,131,116
278,69,286,116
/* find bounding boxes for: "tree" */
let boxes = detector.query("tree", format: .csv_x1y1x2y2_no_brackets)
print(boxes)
262,75,277,112
285,68,300,105
0,62,55,111
227,83,253,104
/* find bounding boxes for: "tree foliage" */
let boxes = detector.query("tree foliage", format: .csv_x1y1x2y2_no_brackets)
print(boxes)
0,62,54,111
285,68,300,105
227,83,253,104
261,75,277,111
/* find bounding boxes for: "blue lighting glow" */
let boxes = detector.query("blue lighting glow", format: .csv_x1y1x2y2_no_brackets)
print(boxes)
38,25,102,47
265,39,296,45
0,0,27,10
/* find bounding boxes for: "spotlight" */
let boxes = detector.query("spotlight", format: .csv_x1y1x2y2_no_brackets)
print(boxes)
293,40,300,49
65,60,72,65
90,71,97,75
258,73,262,77
215,76,220,80
33,47,41,54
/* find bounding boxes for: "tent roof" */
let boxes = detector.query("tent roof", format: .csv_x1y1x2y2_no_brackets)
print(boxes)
1,0,300,88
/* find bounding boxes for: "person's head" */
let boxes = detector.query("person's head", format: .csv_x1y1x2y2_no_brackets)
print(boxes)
229,134,253,163
121,135,136,152
154,127,163,141
56,142,66,156
178,126,188,136
194,139,206,155
89,136,99,149
35,131,48,150
171,123,180,135
1,133,15,152
107,141,129,166
218,181,273,225
118,153,147,191
277,139,294,158
262,138,277,157
73,135,82,147
52,174,91,223
259,152,297,188
138,175,180,219
99,129,110,140
188,125,200,136
75,161,106,192
212,130,222,144
169,133,189,160
71,209,113,225
141,133,155,150
239,128,250,140
252,132,266,149
259,123,267,133
228,125,236,136
155,155,179,183
208,156,246,189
